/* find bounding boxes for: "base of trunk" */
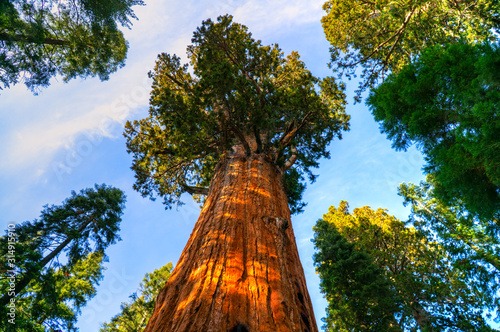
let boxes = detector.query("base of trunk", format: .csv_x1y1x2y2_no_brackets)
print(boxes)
144,153,317,332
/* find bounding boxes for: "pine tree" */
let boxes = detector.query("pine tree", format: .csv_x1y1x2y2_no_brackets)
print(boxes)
125,15,349,331
0,184,126,330
0,0,144,92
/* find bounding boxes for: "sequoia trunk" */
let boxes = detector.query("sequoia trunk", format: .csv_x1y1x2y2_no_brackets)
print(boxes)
144,147,318,331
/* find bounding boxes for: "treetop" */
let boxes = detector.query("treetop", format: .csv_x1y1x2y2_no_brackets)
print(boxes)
125,15,350,212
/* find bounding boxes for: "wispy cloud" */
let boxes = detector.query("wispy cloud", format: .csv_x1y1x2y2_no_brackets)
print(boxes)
0,0,328,180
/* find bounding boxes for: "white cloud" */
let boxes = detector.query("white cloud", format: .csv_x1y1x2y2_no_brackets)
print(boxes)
231,0,324,33
0,0,328,179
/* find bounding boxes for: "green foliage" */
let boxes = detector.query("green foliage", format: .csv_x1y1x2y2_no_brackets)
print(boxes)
399,177,500,315
312,205,401,331
313,201,497,331
322,0,499,99
125,15,350,212
0,0,144,92
0,184,126,331
100,262,173,332
368,41,500,219
1,252,105,332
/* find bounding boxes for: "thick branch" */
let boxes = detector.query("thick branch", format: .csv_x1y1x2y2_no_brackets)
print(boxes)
283,146,298,171
183,184,209,196
279,111,314,148
0,33,69,46
230,124,252,156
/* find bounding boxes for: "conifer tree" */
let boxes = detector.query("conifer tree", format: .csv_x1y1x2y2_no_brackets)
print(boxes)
313,201,497,331
0,184,126,330
100,263,173,332
125,15,349,331
0,0,144,92
321,0,499,99
368,42,500,219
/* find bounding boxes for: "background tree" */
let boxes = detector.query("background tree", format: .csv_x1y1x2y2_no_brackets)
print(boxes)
322,0,499,99
313,201,497,331
312,205,402,332
368,42,500,219
125,15,349,331
0,184,126,330
399,177,500,312
1,252,105,332
100,262,173,332
0,0,144,92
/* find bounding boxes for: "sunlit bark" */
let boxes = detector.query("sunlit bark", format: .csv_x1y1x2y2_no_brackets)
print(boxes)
144,142,317,332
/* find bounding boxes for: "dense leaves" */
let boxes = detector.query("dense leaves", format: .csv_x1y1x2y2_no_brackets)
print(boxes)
399,177,500,313
368,42,500,219
322,0,499,99
313,201,497,331
0,0,144,92
100,262,173,331
312,206,401,331
125,15,350,212
0,184,126,330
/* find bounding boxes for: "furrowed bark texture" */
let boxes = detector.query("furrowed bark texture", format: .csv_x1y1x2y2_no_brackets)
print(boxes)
144,147,317,332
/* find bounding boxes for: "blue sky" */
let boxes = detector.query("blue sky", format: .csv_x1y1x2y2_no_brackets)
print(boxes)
0,0,427,330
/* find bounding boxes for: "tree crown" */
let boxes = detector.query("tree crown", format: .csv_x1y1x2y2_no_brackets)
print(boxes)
368,41,500,219
313,201,498,331
0,0,144,92
125,15,350,213
322,0,500,100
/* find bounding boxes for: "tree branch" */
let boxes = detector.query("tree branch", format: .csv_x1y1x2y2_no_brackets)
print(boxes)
348,5,418,68
0,33,69,46
283,145,298,171
230,124,252,156
182,184,209,196
279,111,314,148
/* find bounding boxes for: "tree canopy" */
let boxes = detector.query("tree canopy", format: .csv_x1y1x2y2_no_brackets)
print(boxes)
0,0,144,92
368,41,500,219
313,201,497,331
124,15,350,213
322,0,500,99
100,262,173,332
399,177,500,310
0,184,126,331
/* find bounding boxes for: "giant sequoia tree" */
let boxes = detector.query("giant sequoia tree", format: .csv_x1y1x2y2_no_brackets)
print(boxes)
125,15,349,331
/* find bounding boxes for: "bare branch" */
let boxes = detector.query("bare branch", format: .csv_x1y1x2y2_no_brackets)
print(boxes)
283,145,298,171
183,184,209,196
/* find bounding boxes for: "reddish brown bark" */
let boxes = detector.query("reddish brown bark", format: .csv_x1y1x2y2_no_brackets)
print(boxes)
144,146,318,331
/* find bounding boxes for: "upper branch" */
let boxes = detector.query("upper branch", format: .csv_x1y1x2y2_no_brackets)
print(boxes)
0,33,69,46
279,111,314,148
